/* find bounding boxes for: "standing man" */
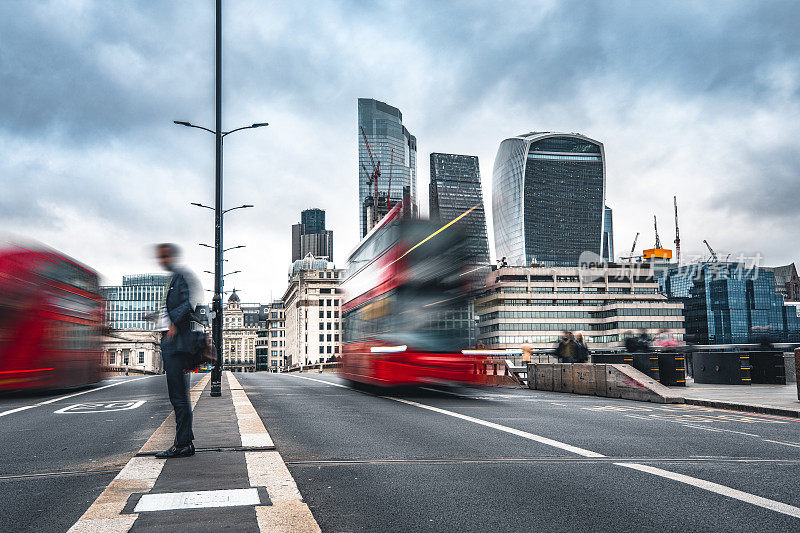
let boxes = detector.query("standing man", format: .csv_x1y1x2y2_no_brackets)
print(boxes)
154,243,199,458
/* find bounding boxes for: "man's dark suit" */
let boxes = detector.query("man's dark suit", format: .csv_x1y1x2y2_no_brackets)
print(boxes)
161,267,196,446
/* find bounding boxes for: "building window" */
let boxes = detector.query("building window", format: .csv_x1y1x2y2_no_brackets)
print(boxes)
138,351,145,364
319,346,325,354
123,351,129,365
109,352,116,365
319,334,324,342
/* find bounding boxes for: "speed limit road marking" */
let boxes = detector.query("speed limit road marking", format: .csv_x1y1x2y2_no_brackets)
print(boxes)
54,400,146,414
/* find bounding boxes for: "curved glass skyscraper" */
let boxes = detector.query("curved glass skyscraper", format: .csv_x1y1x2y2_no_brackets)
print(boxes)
357,98,417,238
492,132,605,266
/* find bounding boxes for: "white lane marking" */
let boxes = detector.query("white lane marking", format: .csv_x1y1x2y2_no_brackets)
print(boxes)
291,374,350,389
0,405,38,417
291,373,604,458
54,400,146,414
616,463,800,519
0,375,154,418
134,488,261,512
388,396,606,458
292,372,800,518
763,439,800,449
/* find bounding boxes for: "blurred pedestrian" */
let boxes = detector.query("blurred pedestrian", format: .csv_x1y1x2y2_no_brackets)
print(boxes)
555,331,578,363
521,343,533,363
574,332,589,363
154,243,200,459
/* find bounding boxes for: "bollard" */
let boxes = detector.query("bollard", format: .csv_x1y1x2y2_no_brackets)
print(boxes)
795,348,800,401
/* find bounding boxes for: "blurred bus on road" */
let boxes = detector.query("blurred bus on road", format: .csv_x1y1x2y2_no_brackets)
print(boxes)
340,201,484,388
0,243,105,392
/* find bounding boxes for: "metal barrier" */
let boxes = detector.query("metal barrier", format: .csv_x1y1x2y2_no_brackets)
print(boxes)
103,366,160,375
283,362,342,373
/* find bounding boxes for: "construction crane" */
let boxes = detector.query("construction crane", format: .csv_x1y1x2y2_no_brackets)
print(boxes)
620,232,640,261
653,215,662,249
359,125,381,230
703,239,719,262
673,196,681,265
386,148,394,210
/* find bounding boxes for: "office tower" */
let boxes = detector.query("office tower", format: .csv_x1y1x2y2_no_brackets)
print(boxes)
429,153,490,265
358,98,417,238
602,205,614,261
492,132,605,266
291,208,333,262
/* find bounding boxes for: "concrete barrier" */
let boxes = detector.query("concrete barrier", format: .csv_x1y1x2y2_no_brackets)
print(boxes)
527,363,684,404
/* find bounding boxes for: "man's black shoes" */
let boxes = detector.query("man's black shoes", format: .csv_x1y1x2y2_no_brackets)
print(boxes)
155,443,195,458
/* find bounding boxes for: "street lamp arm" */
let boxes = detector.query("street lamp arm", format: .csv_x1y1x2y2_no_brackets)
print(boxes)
174,121,217,135
222,123,269,137
191,202,215,211
222,204,254,214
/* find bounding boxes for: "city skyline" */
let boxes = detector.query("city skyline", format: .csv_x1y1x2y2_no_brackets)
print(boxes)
2,1,799,302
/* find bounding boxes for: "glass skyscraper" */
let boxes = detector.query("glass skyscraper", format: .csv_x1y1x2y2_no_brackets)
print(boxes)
429,153,490,265
101,273,172,330
492,132,605,266
661,263,800,343
602,205,614,261
358,98,417,238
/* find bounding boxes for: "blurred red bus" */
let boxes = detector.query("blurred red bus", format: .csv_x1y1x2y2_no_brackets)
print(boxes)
0,244,105,391
340,202,484,388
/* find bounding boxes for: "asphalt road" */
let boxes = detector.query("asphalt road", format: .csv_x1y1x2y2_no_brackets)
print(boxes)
0,374,197,533
2,372,798,532
238,372,800,533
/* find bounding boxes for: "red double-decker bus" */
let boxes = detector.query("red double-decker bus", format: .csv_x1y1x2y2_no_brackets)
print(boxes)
0,243,105,391
340,203,484,388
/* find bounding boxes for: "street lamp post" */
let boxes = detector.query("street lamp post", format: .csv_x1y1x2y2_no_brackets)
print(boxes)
174,0,267,397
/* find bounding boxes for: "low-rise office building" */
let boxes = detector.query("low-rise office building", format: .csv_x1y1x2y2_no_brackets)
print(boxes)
476,264,684,349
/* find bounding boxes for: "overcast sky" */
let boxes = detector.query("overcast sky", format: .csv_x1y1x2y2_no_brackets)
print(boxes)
2,0,799,302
